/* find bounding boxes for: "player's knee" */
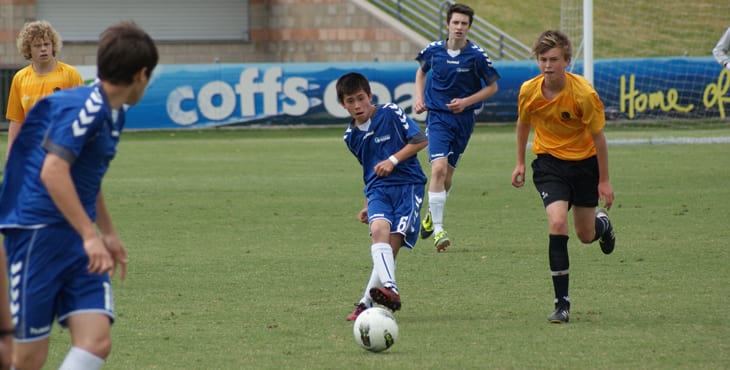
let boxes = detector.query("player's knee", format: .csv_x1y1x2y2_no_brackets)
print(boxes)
548,219,569,234
87,336,112,359
575,226,595,243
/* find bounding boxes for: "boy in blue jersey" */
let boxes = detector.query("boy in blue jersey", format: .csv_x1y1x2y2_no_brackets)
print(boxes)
337,73,428,321
414,3,500,252
0,21,158,370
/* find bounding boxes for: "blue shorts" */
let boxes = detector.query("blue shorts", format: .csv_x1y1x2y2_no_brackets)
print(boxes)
425,110,476,168
366,184,425,249
3,225,115,342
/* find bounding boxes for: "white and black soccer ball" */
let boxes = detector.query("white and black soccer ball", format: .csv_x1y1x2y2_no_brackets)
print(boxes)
352,307,399,352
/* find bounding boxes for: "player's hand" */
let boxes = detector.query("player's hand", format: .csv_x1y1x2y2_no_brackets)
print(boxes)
598,180,614,210
446,98,466,113
414,100,427,114
103,233,128,281
83,236,114,277
511,164,526,188
358,207,368,224
374,159,395,177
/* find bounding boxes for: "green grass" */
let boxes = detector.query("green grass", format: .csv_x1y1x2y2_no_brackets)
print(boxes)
3,123,728,369
472,1,727,58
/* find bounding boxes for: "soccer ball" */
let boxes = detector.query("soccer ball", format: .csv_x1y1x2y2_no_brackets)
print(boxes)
352,307,399,352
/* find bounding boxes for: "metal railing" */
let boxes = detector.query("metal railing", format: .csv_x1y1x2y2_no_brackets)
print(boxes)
370,0,531,61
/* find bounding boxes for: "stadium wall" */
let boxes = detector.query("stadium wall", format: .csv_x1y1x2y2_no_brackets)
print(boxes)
67,57,728,130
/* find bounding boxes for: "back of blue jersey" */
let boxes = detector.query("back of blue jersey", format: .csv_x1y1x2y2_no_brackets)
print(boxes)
416,40,501,112
343,103,427,194
0,84,124,229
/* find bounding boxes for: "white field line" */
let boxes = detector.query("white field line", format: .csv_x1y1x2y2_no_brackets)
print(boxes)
606,136,730,145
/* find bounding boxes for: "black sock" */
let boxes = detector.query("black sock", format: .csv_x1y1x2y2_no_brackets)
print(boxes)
593,216,608,242
549,234,570,308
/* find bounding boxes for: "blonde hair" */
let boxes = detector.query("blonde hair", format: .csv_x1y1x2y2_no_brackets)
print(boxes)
16,20,62,60
533,30,572,61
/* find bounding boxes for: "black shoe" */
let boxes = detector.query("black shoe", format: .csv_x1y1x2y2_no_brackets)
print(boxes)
547,306,570,323
596,208,615,255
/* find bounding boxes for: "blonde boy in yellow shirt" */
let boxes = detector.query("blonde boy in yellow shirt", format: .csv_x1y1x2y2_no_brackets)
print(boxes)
5,20,83,158
511,30,616,324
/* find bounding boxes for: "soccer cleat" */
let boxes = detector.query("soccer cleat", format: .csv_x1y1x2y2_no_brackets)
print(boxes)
347,302,369,321
420,211,434,239
547,306,570,323
369,287,401,311
434,230,451,252
596,208,615,255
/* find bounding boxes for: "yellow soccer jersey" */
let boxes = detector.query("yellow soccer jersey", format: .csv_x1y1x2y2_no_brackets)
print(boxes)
5,61,84,123
518,72,605,161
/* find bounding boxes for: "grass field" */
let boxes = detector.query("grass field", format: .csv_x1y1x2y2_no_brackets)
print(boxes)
4,122,728,369
472,1,727,58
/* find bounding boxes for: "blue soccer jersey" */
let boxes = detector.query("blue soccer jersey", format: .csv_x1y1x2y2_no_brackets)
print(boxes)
0,83,124,229
416,40,501,112
343,103,427,194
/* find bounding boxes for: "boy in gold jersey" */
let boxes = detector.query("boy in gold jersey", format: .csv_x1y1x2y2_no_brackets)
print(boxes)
511,30,615,324
5,20,83,158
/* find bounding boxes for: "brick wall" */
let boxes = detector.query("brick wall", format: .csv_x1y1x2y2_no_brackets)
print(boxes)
1,0,425,66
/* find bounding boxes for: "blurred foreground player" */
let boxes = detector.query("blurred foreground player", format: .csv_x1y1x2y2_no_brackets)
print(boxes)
0,21,158,369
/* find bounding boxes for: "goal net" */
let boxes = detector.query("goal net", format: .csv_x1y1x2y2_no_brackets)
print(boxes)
560,0,729,121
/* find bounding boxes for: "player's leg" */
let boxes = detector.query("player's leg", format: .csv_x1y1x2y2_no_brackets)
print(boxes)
532,155,572,323
573,206,597,243
428,157,449,232
369,219,401,311
4,227,67,369
422,112,452,242
431,112,474,252
370,184,422,311
13,340,50,370
370,219,397,292
545,201,571,323
348,270,377,321
56,231,116,369
58,313,111,370
572,156,615,254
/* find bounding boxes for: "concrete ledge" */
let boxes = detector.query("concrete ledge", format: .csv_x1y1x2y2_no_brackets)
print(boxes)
350,0,430,48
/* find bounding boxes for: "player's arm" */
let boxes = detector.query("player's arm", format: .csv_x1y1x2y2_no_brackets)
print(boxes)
592,131,614,210
414,68,428,114
373,132,427,177
95,189,128,280
512,118,531,188
40,153,114,275
446,82,498,114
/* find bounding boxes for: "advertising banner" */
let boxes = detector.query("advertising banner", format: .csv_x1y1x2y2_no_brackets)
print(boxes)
77,57,727,130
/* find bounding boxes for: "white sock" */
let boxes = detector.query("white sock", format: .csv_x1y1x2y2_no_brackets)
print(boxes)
59,347,105,370
428,191,447,233
361,269,379,306
371,242,398,293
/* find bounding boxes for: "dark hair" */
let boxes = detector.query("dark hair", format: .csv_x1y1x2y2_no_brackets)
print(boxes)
447,3,474,26
335,72,372,103
533,30,573,61
97,21,159,85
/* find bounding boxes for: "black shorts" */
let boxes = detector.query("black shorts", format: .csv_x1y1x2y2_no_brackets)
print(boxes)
531,154,599,208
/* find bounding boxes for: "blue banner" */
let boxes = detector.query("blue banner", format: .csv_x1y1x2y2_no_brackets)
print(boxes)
83,57,728,130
